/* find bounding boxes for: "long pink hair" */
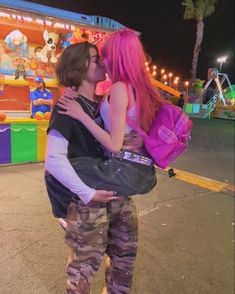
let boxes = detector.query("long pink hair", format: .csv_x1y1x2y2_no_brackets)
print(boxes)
100,29,167,132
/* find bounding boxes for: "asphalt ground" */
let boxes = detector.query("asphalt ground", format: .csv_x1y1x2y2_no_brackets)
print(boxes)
0,118,234,294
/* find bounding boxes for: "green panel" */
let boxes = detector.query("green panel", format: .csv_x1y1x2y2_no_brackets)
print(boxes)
224,85,235,99
185,103,193,113
11,123,37,163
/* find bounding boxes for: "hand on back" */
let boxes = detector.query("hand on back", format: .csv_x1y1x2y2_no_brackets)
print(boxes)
123,130,144,152
91,190,119,203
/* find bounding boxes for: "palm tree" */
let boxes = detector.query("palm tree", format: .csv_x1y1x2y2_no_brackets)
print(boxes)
182,0,217,81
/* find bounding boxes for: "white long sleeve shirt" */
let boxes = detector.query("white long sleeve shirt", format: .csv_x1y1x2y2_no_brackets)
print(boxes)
45,129,96,204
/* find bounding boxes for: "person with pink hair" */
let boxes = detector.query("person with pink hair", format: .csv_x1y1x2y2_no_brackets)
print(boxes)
57,29,167,197
51,30,167,293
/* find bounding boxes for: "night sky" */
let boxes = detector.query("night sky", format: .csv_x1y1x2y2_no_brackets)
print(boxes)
26,0,234,83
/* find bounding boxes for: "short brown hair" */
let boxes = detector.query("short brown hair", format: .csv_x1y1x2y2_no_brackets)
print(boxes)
56,42,97,89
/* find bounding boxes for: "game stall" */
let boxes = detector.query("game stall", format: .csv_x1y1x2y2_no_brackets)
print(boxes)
0,0,124,165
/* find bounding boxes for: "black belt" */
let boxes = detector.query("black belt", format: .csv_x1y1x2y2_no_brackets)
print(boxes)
111,150,153,166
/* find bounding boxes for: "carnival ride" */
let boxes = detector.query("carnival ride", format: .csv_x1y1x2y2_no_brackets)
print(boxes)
202,68,233,106
185,68,234,119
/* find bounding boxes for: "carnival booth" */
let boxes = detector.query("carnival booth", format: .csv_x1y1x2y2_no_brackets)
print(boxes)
0,0,124,165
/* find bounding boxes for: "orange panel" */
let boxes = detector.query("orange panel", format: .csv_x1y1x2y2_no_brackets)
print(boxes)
0,85,31,110
0,86,59,110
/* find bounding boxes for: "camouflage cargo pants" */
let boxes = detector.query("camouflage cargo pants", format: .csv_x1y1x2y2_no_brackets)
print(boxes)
65,196,138,294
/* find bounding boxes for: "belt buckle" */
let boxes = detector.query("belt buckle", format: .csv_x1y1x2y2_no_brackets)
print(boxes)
140,156,152,166
123,151,141,164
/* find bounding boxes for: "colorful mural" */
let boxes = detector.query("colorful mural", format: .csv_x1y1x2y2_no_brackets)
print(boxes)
0,0,124,165
0,3,119,112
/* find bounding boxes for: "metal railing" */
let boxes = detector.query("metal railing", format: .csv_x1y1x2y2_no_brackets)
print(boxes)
185,95,217,119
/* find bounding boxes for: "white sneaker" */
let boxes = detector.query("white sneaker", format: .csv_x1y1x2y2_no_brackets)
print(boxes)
58,218,67,230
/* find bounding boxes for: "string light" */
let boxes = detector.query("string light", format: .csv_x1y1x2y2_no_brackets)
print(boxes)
168,72,173,86
185,81,189,95
142,60,190,91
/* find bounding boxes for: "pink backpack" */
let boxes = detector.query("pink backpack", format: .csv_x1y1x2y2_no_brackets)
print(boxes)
128,104,193,169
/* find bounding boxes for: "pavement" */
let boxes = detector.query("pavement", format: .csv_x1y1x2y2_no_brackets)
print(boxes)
0,118,234,294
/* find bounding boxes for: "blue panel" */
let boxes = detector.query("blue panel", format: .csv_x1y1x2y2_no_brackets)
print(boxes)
0,0,125,29
193,104,200,113
110,20,125,30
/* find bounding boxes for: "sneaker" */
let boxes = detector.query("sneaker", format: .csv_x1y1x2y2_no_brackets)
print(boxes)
58,218,67,230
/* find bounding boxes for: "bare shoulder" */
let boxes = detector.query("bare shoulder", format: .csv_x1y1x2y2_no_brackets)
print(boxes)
109,81,128,107
110,81,128,98
112,81,126,88
110,81,127,93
